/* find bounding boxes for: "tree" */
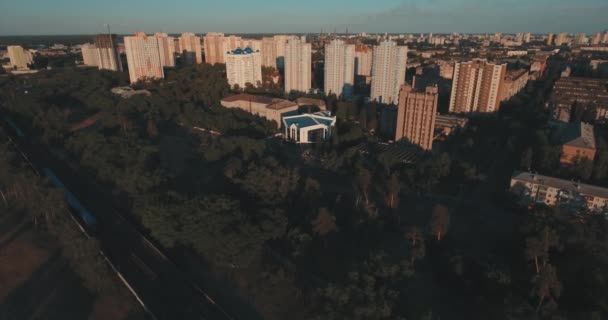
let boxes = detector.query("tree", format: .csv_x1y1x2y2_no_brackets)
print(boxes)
531,264,562,313
385,173,400,209
355,168,372,206
430,204,450,241
525,237,545,274
312,207,337,237
405,226,425,266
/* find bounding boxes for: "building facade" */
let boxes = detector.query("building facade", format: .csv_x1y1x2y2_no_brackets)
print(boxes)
95,34,123,71
226,47,262,89
124,32,164,84
449,60,506,113
551,77,608,122
7,46,33,69
154,32,176,67
395,85,438,150
80,43,99,67
284,37,311,93
324,40,355,98
283,113,336,144
370,40,408,104
178,32,202,65
354,44,373,77
203,32,225,65
500,69,529,102
220,94,298,126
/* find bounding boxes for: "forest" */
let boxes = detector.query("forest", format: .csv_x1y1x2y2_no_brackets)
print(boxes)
0,56,607,320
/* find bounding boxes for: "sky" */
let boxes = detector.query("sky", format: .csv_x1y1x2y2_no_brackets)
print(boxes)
0,0,606,35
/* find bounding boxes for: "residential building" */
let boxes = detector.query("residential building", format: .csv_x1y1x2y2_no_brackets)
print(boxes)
449,59,507,113
500,69,529,102
203,32,225,64
154,32,176,67
80,43,99,67
524,32,531,43
370,40,408,104
546,33,554,46
434,114,468,137
220,93,298,126
555,122,597,165
550,77,608,122
273,35,297,69
324,40,355,98
394,85,438,150
225,47,262,89
554,32,569,46
261,37,278,68
123,32,164,84
439,62,455,79
591,32,602,45
510,171,608,212
179,32,202,65
7,46,33,69
95,34,123,71
284,37,311,93
573,33,587,45
354,44,372,76
283,112,336,143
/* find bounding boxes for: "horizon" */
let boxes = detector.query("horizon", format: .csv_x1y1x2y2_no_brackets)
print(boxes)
1,0,607,36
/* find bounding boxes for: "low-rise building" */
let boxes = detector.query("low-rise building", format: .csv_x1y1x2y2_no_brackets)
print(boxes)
500,69,529,102
434,114,468,137
510,171,608,212
220,94,298,126
550,77,608,122
283,112,336,143
556,122,596,165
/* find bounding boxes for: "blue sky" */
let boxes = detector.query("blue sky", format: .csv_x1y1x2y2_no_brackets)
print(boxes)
0,0,606,35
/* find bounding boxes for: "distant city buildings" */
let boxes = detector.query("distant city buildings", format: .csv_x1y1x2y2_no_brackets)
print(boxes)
154,32,176,67
95,34,123,72
324,39,355,98
7,46,33,70
225,47,262,89
370,40,408,104
550,77,608,122
284,37,311,93
449,59,506,113
510,171,608,212
354,44,373,77
178,32,202,65
80,43,99,67
123,32,164,84
394,84,438,150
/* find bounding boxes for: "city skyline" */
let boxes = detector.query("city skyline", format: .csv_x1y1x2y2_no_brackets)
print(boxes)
1,0,607,36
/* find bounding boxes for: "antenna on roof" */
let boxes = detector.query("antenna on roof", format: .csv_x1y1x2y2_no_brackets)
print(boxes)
105,23,111,35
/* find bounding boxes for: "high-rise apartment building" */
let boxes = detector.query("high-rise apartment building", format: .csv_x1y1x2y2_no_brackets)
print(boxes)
203,32,225,65
124,32,164,84
274,35,297,70
284,37,311,93
591,32,602,45
547,33,554,46
573,33,587,45
7,46,33,69
354,44,373,76
179,32,202,65
449,59,507,113
154,32,176,67
80,43,99,67
95,34,123,71
261,37,278,68
225,47,262,89
324,40,355,98
524,32,532,43
554,32,569,46
395,85,438,150
370,40,408,104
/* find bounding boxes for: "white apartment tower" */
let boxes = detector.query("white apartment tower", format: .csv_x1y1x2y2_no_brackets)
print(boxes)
80,43,99,67
284,37,311,93
7,46,33,69
154,32,176,67
95,34,123,72
226,47,262,89
179,32,202,64
124,32,164,84
355,44,373,76
324,39,355,98
370,40,408,104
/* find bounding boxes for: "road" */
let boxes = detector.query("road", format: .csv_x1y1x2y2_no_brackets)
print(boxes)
0,114,237,320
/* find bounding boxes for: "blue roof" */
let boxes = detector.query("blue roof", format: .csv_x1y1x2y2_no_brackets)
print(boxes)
283,114,335,128
230,47,254,55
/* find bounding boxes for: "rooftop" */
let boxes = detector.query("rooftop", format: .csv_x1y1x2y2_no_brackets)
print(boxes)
512,171,608,200
228,47,257,55
267,99,298,110
221,93,274,105
283,114,336,129
557,122,596,150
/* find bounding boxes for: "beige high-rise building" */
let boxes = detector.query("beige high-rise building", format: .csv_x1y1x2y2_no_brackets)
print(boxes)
284,37,311,93
124,32,164,84
7,46,33,69
354,44,372,76
546,33,554,46
226,47,262,89
591,32,602,45
395,85,438,150
261,37,278,68
223,35,243,53
554,32,569,46
324,40,355,98
95,34,123,71
154,32,176,67
80,43,99,67
449,59,507,113
274,35,297,69
178,32,202,65
203,32,225,64
370,40,408,104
